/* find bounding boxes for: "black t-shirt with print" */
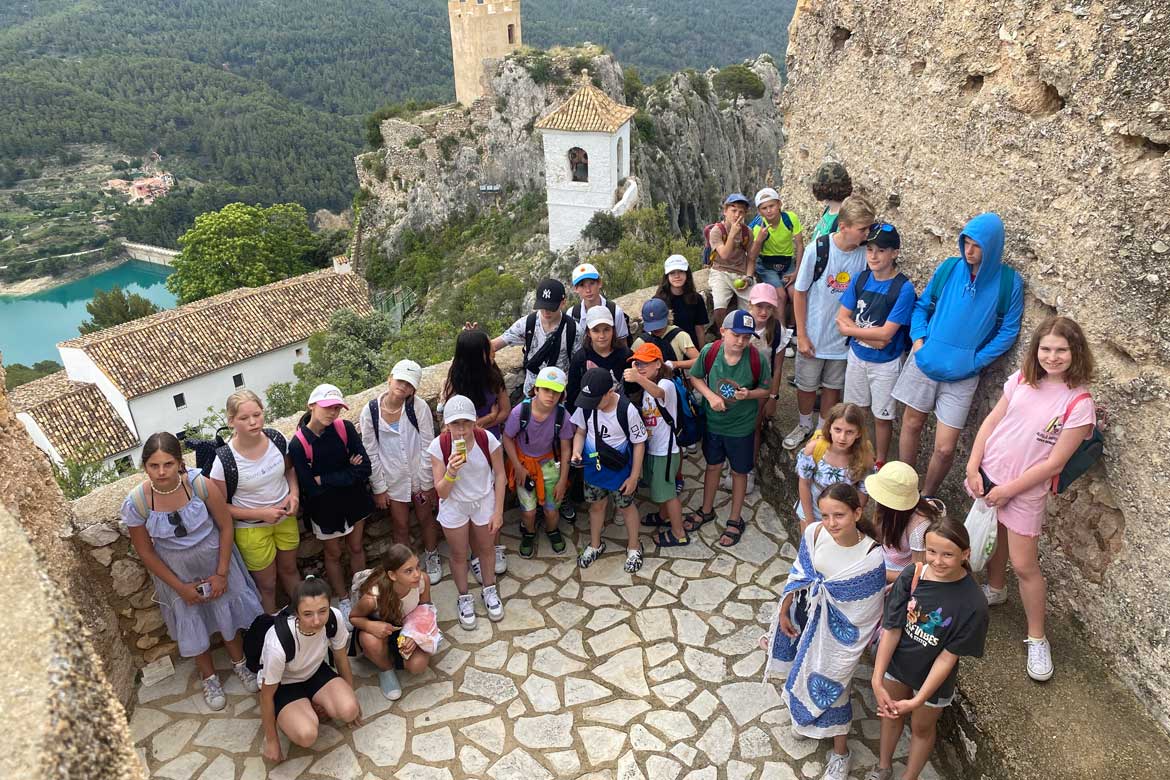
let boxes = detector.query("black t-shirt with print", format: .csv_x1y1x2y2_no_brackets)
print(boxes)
665,293,710,338
882,565,989,699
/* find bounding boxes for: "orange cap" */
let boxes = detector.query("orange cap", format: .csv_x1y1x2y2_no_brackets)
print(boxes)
628,342,664,363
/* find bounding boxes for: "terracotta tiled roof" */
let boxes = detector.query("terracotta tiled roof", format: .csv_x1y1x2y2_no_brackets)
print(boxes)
11,372,138,461
59,270,373,398
535,84,637,133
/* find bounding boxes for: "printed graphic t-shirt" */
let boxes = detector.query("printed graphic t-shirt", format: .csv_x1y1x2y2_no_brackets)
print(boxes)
794,235,868,360
689,343,772,437
882,566,988,699
838,273,917,364
980,371,1095,503
570,402,648,490
640,379,680,456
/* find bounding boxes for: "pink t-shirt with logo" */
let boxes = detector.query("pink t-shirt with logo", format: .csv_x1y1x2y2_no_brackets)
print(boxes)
980,370,1094,536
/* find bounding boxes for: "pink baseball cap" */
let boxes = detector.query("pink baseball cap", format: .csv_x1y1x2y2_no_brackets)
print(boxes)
749,282,779,307
307,383,348,409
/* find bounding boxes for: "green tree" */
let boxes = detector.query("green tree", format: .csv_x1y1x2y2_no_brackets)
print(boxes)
712,64,765,107
4,360,63,389
78,285,161,334
167,202,316,303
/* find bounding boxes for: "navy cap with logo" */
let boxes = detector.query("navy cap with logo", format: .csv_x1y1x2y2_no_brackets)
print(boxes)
575,367,614,410
866,222,901,249
534,278,566,310
722,309,756,335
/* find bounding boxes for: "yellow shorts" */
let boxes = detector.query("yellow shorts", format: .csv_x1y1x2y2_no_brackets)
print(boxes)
234,516,300,571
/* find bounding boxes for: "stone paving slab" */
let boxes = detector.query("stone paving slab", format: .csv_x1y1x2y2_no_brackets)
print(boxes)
135,452,943,779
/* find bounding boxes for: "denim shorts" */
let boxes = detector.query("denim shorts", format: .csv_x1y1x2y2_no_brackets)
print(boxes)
702,429,755,475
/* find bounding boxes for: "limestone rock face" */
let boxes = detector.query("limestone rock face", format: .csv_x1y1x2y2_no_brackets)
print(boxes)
352,48,783,271
779,0,1169,723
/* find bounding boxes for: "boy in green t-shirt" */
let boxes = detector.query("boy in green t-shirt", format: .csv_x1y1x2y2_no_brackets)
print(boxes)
687,310,772,547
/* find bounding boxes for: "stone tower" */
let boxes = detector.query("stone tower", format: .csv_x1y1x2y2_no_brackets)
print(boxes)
447,0,522,106
535,80,637,251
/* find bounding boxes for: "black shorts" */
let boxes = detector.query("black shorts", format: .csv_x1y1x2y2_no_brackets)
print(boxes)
273,662,338,716
757,254,794,274
349,627,405,670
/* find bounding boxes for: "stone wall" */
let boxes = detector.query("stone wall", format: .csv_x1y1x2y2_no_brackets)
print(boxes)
68,276,690,676
779,0,1170,726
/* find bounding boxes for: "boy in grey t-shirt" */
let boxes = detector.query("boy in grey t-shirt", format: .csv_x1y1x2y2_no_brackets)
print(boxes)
785,194,876,450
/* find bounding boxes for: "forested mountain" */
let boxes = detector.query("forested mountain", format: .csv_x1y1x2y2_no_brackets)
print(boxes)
1,1,795,234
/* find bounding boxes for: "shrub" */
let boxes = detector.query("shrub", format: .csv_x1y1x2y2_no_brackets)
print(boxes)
404,135,423,149
623,67,645,106
582,212,623,247
438,135,459,161
634,111,657,144
712,64,765,107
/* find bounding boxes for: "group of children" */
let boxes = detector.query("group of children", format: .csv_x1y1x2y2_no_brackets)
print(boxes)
119,160,1101,778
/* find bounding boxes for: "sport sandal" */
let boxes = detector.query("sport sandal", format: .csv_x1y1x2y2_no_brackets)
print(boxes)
519,531,537,559
719,517,746,547
655,528,691,548
546,527,567,554
683,509,716,534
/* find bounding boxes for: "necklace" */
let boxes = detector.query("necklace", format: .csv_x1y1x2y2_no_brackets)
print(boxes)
150,478,183,495
384,404,404,415
295,619,317,637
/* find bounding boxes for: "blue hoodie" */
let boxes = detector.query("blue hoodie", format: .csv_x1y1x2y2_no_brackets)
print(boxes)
909,213,1024,382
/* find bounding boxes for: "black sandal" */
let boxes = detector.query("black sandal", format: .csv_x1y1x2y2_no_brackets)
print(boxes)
683,509,716,534
719,517,746,547
655,528,691,548
642,512,668,528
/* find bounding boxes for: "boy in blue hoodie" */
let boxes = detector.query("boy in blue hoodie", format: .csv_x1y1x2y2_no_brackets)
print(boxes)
892,213,1024,500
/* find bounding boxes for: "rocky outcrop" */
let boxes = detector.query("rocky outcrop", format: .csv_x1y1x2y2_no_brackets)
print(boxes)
780,0,1170,728
351,47,783,275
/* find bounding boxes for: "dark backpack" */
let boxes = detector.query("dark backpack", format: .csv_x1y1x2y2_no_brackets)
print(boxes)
810,233,833,285
748,211,795,234
701,340,764,390
701,221,752,266
367,397,420,444
523,312,578,374
179,426,232,479
849,269,914,354
210,429,287,504
569,299,631,340
243,607,339,675
925,256,1016,349
438,428,492,468
518,399,566,448
643,327,683,364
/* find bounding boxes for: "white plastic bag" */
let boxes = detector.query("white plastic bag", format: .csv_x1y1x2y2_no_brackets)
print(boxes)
964,498,998,573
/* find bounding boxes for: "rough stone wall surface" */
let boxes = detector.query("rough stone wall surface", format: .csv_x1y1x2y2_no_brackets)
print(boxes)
780,0,1170,725
0,361,136,702
352,49,783,273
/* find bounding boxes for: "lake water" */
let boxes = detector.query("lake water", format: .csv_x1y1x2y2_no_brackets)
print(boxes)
0,260,176,366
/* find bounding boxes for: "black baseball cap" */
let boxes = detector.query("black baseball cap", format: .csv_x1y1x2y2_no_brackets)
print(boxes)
534,278,566,310
574,367,614,410
866,222,901,249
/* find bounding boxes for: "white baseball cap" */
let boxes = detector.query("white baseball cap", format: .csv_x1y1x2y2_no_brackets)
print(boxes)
754,187,781,207
572,263,601,285
390,359,422,389
442,394,478,424
584,305,615,329
307,383,348,409
664,254,690,274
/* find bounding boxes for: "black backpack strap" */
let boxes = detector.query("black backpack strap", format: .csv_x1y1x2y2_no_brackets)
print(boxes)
367,398,381,443
214,444,238,504
615,396,631,440
564,316,577,357
656,395,679,484
273,609,296,664
326,608,338,640
554,405,565,442
404,396,419,431
519,399,532,444
812,234,832,284
523,312,538,365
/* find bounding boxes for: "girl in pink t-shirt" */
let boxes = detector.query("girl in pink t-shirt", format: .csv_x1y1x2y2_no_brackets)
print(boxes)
964,316,1096,682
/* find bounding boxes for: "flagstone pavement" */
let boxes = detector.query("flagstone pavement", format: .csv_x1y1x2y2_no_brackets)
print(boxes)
132,455,943,780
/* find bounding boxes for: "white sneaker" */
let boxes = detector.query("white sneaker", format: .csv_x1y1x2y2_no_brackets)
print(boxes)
482,584,504,621
821,750,851,780
983,584,1007,606
685,443,699,456
782,423,814,450
624,548,643,573
746,472,757,494
202,675,226,711
1025,637,1054,681
338,597,353,631
457,593,477,630
424,549,442,585
232,660,259,694
494,545,507,574
469,556,483,584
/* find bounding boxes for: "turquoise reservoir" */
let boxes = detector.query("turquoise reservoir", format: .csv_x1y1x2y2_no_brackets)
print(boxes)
0,260,176,366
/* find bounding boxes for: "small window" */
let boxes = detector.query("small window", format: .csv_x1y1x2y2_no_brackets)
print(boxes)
233,373,245,388
173,393,186,410
507,24,516,44
616,137,625,177
569,147,589,182
295,347,305,358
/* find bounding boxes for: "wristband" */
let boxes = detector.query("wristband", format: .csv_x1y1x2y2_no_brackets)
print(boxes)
443,472,457,483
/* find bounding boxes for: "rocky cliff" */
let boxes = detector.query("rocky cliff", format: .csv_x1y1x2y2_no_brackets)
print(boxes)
780,0,1170,726
351,46,784,275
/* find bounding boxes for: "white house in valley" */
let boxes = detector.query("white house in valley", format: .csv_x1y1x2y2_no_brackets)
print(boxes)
535,80,638,251
12,265,373,469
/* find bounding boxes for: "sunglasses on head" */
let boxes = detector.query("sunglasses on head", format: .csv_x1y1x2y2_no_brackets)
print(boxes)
167,511,188,538
867,222,895,240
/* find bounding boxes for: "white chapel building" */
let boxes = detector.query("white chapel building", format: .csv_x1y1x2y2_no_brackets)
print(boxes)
535,82,638,251
12,265,373,470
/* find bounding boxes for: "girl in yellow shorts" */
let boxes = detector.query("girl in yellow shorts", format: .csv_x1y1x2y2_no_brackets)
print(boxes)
209,390,301,613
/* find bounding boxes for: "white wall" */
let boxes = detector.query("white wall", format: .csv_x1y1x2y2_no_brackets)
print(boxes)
127,343,308,449
15,412,62,464
542,124,631,251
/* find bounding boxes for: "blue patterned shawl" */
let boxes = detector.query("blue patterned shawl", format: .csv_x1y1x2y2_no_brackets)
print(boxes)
763,522,886,738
